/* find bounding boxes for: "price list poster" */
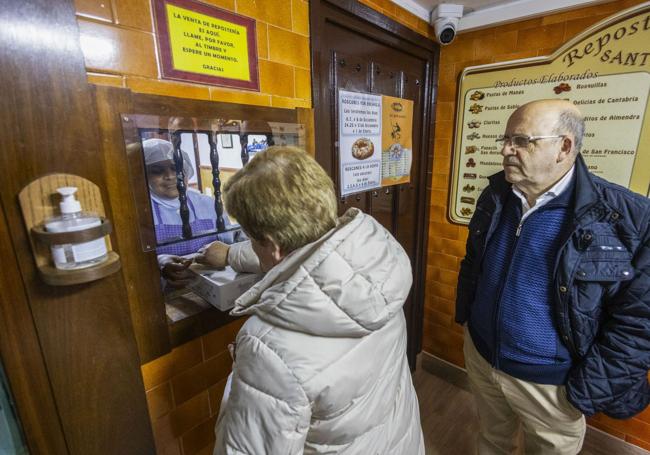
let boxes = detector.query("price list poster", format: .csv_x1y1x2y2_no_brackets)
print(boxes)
449,2,650,224
381,96,414,187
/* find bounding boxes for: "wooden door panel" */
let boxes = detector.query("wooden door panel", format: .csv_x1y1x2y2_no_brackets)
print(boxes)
368,61,400,234
312,0,438,367
333,50,371,214
395,70,425,260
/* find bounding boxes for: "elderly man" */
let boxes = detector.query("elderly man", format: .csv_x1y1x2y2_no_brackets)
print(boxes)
456,99,650,454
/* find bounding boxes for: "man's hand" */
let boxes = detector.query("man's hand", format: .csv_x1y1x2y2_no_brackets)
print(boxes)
195,241,230,269
158,255,194,288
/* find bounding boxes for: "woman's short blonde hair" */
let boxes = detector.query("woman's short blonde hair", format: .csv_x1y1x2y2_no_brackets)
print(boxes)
223,146,338,254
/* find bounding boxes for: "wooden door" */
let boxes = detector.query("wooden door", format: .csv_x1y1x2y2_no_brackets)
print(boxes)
311,0,438,368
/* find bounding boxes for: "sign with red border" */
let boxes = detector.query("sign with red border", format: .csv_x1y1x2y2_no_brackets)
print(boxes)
154,0,259,91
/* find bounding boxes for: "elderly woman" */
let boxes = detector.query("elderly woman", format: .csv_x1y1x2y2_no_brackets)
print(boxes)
198,147,424,454
143,138,235,287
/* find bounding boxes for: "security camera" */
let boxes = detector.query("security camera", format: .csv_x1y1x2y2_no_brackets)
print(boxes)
431,4,464,45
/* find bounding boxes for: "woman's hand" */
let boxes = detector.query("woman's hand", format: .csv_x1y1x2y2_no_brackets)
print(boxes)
195,241,230,269
158,255,194,288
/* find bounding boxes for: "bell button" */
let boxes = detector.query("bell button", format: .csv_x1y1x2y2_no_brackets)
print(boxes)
559,286,568,293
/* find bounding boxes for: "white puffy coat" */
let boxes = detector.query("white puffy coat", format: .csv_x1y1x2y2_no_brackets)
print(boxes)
214,208,424,454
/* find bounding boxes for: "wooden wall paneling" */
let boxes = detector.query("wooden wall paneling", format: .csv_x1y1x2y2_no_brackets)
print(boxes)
94,85,171,364
410,55,438,361
132,92,299,124
296,107,316,157
0,205,68,455
0,0,155,453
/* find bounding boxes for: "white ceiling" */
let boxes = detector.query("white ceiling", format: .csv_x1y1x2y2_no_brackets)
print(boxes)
392,0,606,32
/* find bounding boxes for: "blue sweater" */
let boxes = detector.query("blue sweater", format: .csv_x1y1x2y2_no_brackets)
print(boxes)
468,186,574,384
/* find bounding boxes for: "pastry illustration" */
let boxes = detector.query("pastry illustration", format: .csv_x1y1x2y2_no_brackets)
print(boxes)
351,138,374,160
470,90,485,101
553,83,571,94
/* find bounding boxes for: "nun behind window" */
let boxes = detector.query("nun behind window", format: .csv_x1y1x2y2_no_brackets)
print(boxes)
143,138,236,288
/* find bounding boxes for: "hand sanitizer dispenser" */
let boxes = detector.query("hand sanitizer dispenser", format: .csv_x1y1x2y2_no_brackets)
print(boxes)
45,187,108,270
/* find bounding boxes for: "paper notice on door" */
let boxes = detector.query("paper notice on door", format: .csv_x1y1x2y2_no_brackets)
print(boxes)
339,90,382,196
381,95,413,186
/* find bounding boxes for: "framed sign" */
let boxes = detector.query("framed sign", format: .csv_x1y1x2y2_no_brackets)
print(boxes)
449,2,650,224
220,133,233,148
154,0,259,90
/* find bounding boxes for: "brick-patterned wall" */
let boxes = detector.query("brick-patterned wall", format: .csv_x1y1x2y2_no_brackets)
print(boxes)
140,318,245,455
74,0,311,108
421,0,650,449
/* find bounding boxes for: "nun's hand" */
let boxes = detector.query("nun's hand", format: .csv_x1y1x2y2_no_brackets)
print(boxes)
158,255,194,288
195,241,229,269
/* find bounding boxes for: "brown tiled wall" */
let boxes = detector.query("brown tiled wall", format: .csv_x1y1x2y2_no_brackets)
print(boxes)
140,318,245,455
74,0,311,108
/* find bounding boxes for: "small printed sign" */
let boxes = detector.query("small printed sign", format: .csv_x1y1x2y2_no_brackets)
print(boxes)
154,0,259,90
338,90,383,196
381,95,413,186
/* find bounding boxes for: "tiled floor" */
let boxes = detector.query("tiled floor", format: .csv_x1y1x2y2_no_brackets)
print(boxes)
413,354,650,455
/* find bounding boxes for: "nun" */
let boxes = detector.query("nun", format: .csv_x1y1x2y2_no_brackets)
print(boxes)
143,138,236,287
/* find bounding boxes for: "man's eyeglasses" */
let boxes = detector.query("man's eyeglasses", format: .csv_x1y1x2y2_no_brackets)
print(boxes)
496,134,565,149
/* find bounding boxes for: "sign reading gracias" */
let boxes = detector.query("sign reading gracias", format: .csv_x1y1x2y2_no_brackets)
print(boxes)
154,0,259,90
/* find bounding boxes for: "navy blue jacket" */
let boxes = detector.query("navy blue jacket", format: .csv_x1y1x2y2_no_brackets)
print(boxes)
456,154,650,418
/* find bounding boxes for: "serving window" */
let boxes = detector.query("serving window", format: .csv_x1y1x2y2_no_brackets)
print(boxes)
120,110,305,344
94,86,310,359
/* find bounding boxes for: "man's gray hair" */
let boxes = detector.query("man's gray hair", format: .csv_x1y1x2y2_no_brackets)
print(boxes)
554,110,585,154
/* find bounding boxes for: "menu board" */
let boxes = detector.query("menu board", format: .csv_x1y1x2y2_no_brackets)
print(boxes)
449,3,650,224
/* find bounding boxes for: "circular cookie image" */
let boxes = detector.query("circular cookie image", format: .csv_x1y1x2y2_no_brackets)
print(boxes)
351,138,374,160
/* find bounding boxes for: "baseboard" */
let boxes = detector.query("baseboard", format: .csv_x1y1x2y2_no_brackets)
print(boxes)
419,350,650,455
419,350,470,392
